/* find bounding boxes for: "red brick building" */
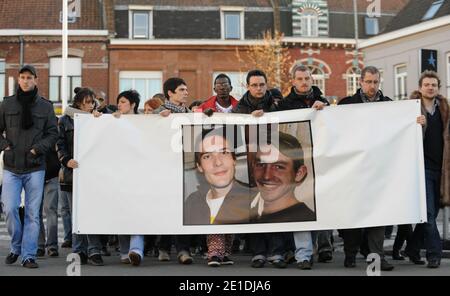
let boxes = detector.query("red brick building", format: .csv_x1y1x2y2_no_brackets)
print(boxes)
0,0,409,109
0,0,113,113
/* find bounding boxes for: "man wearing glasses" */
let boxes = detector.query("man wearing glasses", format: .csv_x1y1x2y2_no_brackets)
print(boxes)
338,66,394,272
232,70,277,115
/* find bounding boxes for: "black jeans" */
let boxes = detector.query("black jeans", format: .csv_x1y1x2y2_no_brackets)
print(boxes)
249,232,286,261
393,224,413,252
342,226,385,259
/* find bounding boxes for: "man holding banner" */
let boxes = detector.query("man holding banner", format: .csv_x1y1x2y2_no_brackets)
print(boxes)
338,66,395,271
405,71,450,269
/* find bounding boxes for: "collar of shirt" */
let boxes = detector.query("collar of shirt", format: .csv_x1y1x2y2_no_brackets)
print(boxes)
360,89,382,103
164,101,190,113
427,98,440,116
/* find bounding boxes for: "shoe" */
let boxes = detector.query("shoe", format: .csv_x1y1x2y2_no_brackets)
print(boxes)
207,256,221,267
284,250,296,264
158,250,170,261
61,240,72,248
380,259,394,271
5,253,19,265
318,251,333,263
297,260,312,270
88,254,104,266
221,256,234,265
405,250,425,265
272,259,287,269
76,252,88,265
101,247,111,257
36,248,45,257
120,256,131,264
22,258,39,268
427,259,440,269
251,259,265,268
48,248,59,257
129,252,141,266
392,250,405,261
344,256,356,268
178,251,193,265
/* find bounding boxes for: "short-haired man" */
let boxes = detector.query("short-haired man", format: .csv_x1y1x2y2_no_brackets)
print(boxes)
154,77,191,116
184,127,252,266
200,74,239,113
405,71,450,268
277,64,330,269
153,77,193,264
233,70,277,115
278,65,328,111
338,66,394,271
1,65,58,268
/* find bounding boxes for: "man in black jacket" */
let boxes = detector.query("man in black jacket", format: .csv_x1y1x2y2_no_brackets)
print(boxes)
1,65,58,268
278,65,328,111
233,70,277,115
277,64,330,269
338,66,394,272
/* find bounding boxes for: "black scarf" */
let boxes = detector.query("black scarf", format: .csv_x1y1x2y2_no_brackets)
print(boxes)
17,86,37,129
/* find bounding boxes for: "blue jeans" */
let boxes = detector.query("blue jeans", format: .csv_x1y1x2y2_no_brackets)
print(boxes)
406,169,442,261
129,235,144,259
59,189,72,242
2,170,45,262
293,231,313,262
38,177,60,250
61,191,102,256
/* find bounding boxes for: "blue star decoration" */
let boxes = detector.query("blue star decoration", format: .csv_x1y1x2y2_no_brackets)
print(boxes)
428,52,436,68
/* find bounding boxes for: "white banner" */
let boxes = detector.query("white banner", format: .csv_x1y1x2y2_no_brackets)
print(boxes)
74,100,427,234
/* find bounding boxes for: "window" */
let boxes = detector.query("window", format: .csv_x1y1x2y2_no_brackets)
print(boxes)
213,72,247,99
223,11,243,40
0,60,5,101
346,67,361,96
365,17,379,35
119,71,163,109
379,69,384,91
309,66,326,95
49,58,82,103
422,0,444,21
133,11,150,39
301,10,319,37
394,64,408,100
447,53,450,98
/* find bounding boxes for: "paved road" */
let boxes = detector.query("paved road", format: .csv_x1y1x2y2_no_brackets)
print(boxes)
0,218,449,276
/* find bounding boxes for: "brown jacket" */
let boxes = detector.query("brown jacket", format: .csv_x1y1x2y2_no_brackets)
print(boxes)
410,91,450,206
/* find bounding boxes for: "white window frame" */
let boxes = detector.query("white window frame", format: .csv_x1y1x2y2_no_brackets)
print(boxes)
0,59,5,101
220,7,245,40
301,9,319,37
128,6,153,40
447,52,450,99
422,0,444,21
346,67,360,96
49,57,82,103
308,66,326,95
394,64,408,100
212,71,247,100
379,69,384,91
119,71,163,109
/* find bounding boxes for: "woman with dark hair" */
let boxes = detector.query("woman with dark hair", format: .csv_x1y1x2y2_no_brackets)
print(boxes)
115,90,141,116
57,87,105,266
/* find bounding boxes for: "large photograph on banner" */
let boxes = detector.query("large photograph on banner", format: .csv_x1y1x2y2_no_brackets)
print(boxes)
182,122,317,225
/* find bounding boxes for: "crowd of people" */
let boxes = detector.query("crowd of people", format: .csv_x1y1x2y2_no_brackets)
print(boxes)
0,63,448,271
